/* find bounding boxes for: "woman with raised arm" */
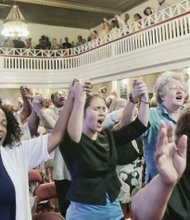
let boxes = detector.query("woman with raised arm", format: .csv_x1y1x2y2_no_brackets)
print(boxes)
0,80,78,220
59,79,149,219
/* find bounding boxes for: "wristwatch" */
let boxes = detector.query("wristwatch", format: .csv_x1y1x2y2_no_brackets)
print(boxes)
129,93,139,104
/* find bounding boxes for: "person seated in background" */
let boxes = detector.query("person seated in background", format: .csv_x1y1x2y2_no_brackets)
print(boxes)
132,107,189,220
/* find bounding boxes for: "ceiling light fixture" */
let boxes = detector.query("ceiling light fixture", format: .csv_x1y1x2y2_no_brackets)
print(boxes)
1,4,29,37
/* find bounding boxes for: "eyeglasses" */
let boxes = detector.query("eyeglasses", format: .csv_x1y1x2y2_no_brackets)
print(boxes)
168,85,186,92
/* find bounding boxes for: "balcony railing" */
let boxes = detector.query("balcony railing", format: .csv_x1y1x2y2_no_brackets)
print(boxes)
0,0,189,71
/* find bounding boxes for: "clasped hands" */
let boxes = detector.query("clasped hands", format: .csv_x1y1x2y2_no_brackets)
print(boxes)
69,78,92,98
131,79,149,103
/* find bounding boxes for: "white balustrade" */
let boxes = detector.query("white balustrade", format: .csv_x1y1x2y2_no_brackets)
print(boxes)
0,0,189,76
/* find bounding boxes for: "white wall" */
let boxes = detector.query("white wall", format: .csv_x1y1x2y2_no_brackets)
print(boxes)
26,23,90,46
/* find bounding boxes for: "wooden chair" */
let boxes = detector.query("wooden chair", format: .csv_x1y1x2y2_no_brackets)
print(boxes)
28,169,43,214
28,169,43,183
34,182,57,213
29,169,43,193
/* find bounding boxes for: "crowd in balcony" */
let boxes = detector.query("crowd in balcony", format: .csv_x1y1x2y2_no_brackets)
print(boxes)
0,0,172,53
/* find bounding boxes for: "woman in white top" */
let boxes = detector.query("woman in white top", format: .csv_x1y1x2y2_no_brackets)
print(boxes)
0,80,90,220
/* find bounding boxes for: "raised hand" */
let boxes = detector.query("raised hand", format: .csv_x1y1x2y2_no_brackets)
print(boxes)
132,79,148,100
29,94,44,115
154,121,187,185
69,79,92,98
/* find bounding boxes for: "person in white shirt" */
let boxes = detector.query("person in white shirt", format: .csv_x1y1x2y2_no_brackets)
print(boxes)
0,80,91,220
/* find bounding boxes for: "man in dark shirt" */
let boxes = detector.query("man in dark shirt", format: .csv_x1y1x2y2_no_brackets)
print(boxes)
62,37,72,49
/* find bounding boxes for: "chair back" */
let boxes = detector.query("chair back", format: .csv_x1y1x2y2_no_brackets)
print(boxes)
28,169,43,183
33,212,64,220
34,182,56,202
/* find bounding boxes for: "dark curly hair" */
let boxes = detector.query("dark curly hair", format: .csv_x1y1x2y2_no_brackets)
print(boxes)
0,105,22,147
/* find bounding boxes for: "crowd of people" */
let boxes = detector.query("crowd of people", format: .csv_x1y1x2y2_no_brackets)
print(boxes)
1,1,188,220
0,68,190,220
0,0,172,51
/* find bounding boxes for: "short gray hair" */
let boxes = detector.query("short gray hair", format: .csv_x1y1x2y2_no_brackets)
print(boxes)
154,71,185,104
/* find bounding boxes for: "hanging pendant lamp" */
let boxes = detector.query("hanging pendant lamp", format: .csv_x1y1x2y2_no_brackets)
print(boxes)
1,4,29,37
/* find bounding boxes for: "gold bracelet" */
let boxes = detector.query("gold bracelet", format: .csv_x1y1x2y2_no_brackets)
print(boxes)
141,99,149,104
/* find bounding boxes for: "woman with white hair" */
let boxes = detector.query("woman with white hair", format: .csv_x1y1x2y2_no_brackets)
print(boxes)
142,71,186,184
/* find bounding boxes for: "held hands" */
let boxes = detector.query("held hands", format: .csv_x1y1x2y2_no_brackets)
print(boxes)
131,79,148,102
69,78,92,99
154,121,187,185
